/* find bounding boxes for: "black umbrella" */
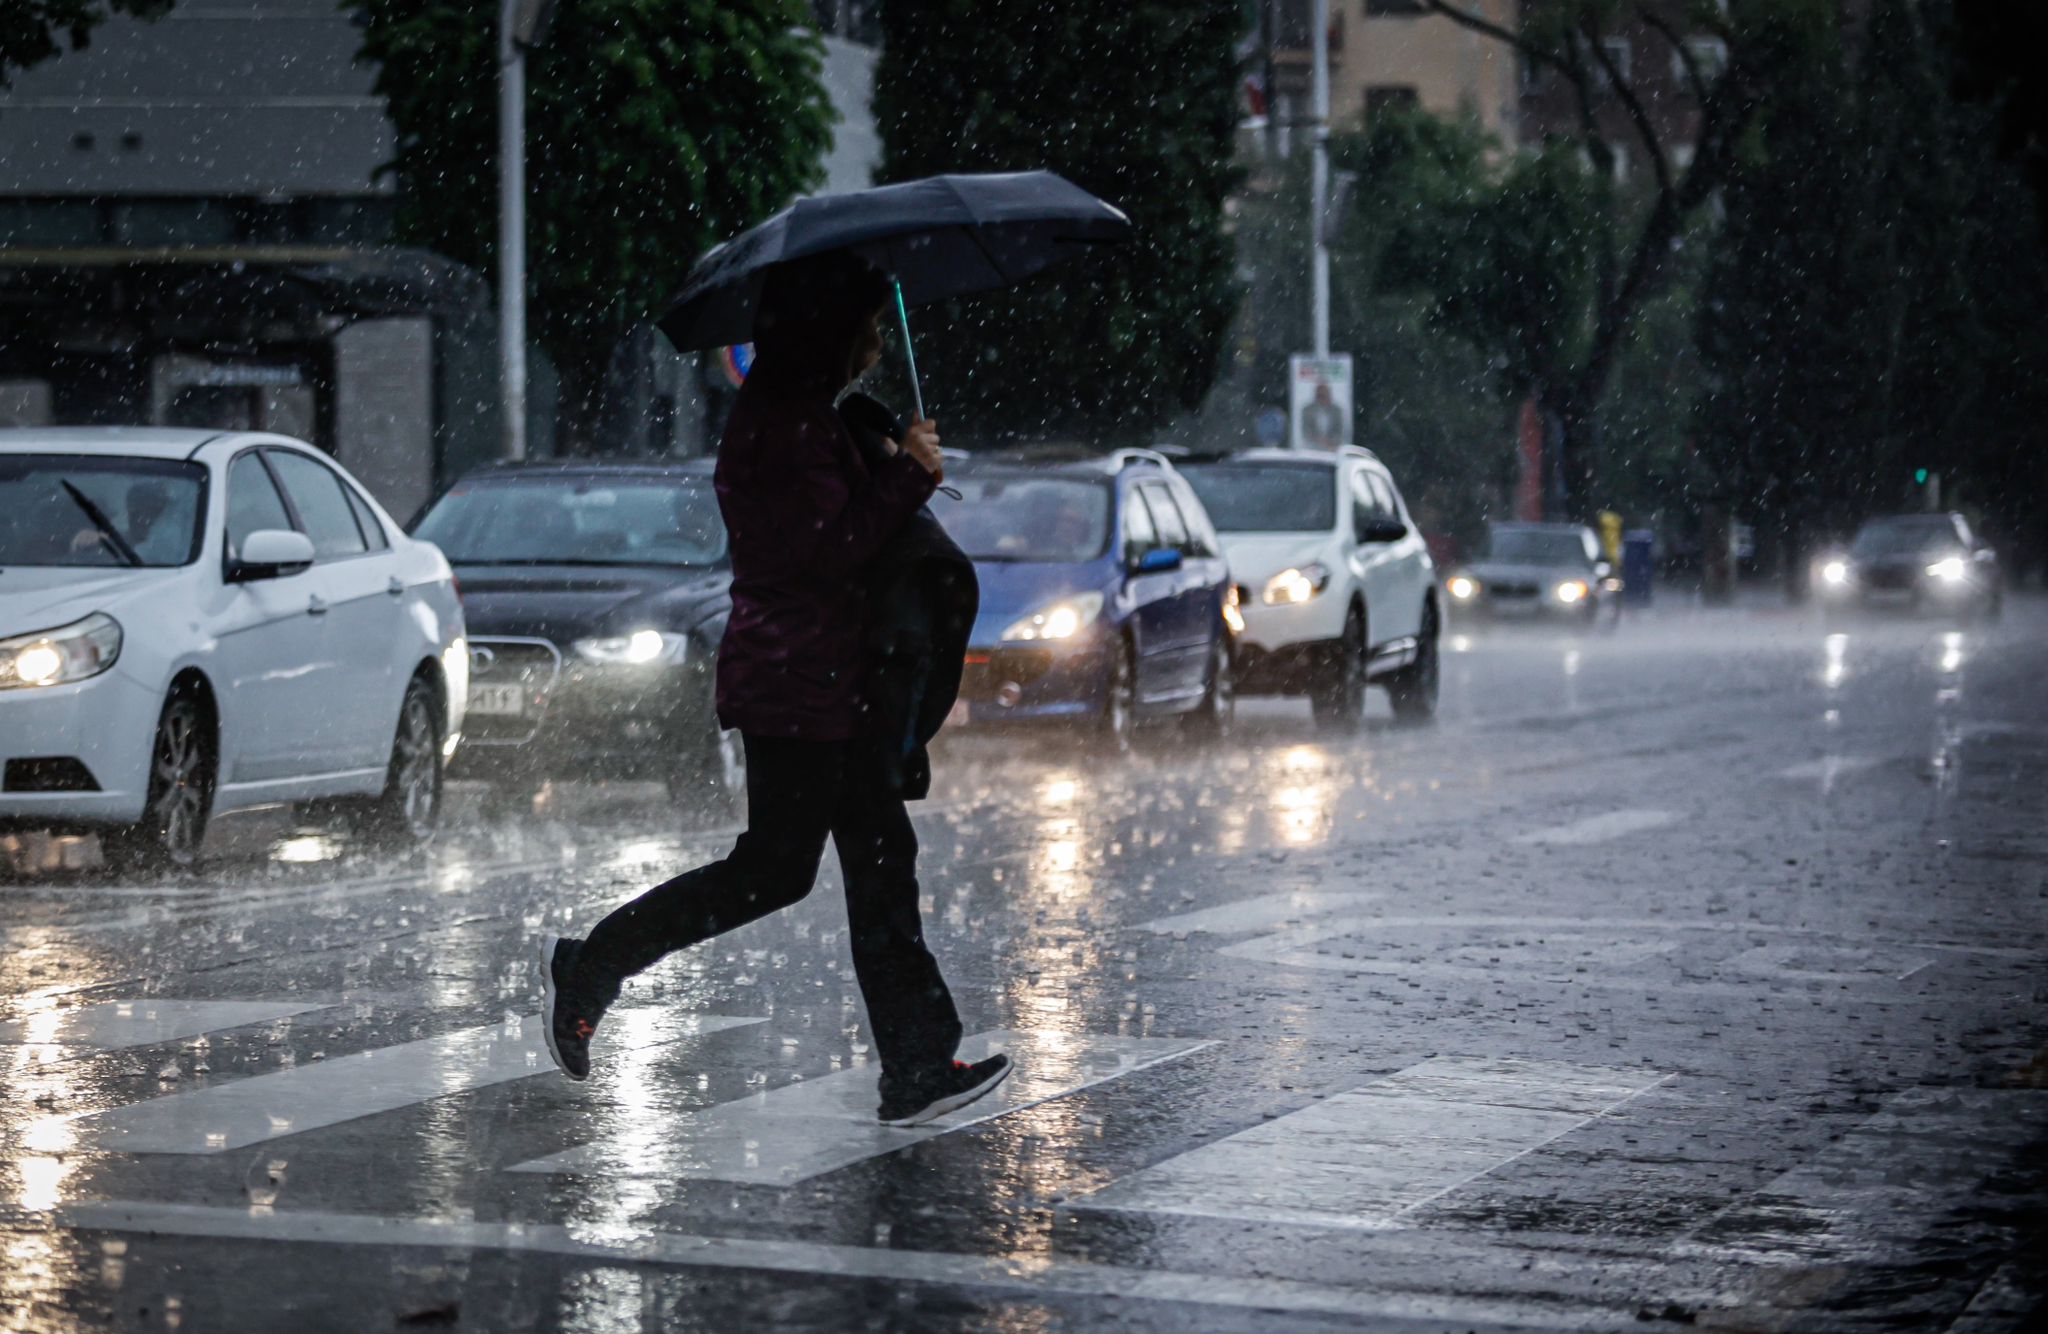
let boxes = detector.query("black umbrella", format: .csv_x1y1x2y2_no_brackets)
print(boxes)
656,171,1132,418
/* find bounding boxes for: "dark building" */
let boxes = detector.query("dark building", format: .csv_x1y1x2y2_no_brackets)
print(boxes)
1516,0,1725,177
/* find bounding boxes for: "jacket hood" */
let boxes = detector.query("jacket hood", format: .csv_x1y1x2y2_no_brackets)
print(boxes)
454,563,730,642
0,567,184,637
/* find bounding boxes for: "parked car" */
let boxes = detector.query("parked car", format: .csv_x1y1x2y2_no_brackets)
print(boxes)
409,459,742,809
1814,512,2002,620
1178,447,1439,729
1441,522,1621,631
0,428,466,870
929,449,1236,750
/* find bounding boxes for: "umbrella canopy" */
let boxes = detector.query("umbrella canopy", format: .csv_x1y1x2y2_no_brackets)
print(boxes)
656,171,1131,353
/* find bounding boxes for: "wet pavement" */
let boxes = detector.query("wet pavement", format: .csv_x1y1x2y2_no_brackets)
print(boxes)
4,599,2046,1331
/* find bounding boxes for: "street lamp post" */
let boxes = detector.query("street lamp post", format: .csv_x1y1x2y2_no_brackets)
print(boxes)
498,0,556,462
1309,0,1330,359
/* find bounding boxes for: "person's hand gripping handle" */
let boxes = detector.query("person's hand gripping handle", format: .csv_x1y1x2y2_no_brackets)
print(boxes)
900,418,942,484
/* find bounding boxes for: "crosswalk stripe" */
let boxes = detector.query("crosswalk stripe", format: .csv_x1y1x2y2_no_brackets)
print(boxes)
1777,754,1885,784
1135,890,1377,936
58,1200,1634,1329
1513,809,1677,846
508,1029,1213,1187
1068,1056,1669,1231
70,1011,765,1154
0,999,327,1061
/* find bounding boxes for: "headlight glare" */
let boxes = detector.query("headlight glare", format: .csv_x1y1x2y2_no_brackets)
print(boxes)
572,628,687,665
1002,592,1104,642
1820,559,1849,586
1221,584,1246,635
1446,575,1478,600
1924,556,1966,583
1261,563,1330,605
1554,580,1589,604
0,612,123,690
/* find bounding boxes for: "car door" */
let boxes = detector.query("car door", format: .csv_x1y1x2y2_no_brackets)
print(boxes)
208,450,332,786
1157,478,1227,695
263,448,398,774
1118,483,1177,704
1348,466,1416,649
1375,470,1432,641
1136,482,1207,699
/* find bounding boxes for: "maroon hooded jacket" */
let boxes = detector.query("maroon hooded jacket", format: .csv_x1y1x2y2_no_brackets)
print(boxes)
712,361,936,741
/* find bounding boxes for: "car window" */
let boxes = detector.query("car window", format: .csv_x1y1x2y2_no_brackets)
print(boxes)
1365,471,1400,523
1180,463,1336,533
0,454,207,568
345,484,389,551
226,453,293,558
1140,483,1189,551
1122,485,1159,555
1169,480,1218,557
1379,473,1413,524
267,450,368,560
416,474,729,567
1348,470,1379,541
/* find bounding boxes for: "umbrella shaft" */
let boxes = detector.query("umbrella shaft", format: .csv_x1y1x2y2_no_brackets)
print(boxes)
893,280,926,422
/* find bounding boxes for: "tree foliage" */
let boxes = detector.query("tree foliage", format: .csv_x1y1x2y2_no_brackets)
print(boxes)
345,0,833,450
873,0,1242,445
2,0,171,90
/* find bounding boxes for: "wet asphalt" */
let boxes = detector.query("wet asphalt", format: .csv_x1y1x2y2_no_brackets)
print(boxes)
3,597,2045,1332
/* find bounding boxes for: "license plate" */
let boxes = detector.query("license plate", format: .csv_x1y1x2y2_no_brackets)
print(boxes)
469,683,525,717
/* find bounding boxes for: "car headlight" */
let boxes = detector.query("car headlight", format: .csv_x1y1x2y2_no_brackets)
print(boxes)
1554,579,1589,604
1221,583,1246,636
0,612,123,690
1820,559,1849,586
1002,592,1104,642
1262,563,1330,605
572,628,688,665
1446,575,1478,600
1924,556,1967,583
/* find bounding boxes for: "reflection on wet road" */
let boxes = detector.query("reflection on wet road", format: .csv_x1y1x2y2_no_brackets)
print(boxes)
4,601,2046,1331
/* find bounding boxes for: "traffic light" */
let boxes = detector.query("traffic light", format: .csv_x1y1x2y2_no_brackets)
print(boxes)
1914,468,1929,485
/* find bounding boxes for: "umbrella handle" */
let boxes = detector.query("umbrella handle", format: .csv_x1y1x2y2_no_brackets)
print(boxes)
892,279,926,423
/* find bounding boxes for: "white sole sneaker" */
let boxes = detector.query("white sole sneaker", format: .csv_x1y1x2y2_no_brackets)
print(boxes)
538,933,585,1082
879,1057,1013,1128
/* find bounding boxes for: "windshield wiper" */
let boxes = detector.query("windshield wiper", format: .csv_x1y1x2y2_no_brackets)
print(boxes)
59,481,143,567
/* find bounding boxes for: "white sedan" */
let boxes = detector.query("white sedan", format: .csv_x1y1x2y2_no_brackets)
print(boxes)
0,429,467,870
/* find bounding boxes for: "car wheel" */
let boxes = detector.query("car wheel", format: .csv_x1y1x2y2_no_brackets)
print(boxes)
1184,635,1237,742
363,676,442,848
669,720,746,816
1310,606,1368,733
1096,637,1138,755
105,689,215,874
1387,602,1441,726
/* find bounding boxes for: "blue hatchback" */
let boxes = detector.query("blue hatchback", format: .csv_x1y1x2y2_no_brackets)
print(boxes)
929,450,1238,749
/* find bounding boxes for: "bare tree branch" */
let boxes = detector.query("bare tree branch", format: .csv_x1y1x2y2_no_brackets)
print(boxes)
1420,0,1569,76
1639,4,1712,107
1584,18,1674,196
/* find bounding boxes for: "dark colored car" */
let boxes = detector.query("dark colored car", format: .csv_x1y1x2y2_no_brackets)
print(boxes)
1442,522,1620,629
409,459,742,808
929,450,1237,750
1815,513,2002,620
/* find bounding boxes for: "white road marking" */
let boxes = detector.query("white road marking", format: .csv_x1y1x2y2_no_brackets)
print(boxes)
70,1012,765,1154
0,999,327,1059
509,1029,1212,1186
1678,1087,2048,1267
1777,754,1885,786
1513,809,1677,846
57,1201,1639,1330
1069,1056,1669,1231
1135,890,1377,936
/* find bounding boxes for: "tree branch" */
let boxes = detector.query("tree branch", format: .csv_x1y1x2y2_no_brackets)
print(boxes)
1420,0,1569,77
1638,4,1712,108
1584,19,1673,197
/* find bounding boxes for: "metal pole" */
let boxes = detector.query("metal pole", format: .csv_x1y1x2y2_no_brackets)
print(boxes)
1309,0,1331,358
498,0,528,462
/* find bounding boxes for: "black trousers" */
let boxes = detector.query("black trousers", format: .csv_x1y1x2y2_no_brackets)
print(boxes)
576,733,962,1076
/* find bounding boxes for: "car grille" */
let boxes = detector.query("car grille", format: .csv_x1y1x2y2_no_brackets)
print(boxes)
1488,581,1541,599
4,757,99,792
1863,565,1914,591
464,638,562,745
959,649,1055,703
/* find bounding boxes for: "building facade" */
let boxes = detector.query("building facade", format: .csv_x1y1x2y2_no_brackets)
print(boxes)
1268,0,1522,142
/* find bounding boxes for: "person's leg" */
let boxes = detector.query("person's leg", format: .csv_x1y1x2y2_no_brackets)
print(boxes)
831,751,963,1078
572,735,842,1008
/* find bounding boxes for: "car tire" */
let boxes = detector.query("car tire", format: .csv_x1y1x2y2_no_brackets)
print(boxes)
1183,635,1236,742
1311,605,1368,733
668,720,746,817
104,688,215,874
362,675,443,848
1096,637,1138,755
1387,602,1440,727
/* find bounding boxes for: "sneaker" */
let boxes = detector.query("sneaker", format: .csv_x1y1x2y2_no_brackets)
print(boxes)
877,1053,1013,1127
539,933,599,1082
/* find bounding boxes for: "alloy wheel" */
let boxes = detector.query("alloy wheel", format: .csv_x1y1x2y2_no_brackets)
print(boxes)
150,698,210,866
392,692,440,838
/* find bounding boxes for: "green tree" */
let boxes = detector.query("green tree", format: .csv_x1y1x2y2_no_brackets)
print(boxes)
346,0,833,451
3,0,172,90
873,0,1242,445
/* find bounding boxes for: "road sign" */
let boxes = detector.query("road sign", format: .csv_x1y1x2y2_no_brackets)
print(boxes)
1288,354,1352,451
1255,407,1288,447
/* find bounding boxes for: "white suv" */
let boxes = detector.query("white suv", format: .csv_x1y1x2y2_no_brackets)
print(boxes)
1180,448,1439,728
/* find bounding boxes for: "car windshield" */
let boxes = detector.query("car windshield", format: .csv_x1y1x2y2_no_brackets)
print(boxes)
1484,528,1590,566
413,474,727,567
1850,517,1958,557
1179,463,1336,533
0,454,206,568
929,477,1111,564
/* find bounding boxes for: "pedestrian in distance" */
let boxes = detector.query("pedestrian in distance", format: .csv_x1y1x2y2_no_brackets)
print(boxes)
539,251,1012,1128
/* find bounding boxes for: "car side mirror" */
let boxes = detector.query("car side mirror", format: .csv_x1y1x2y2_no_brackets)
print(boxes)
230,529,316,582
1130,546,1184,575
1361,517,1408,544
